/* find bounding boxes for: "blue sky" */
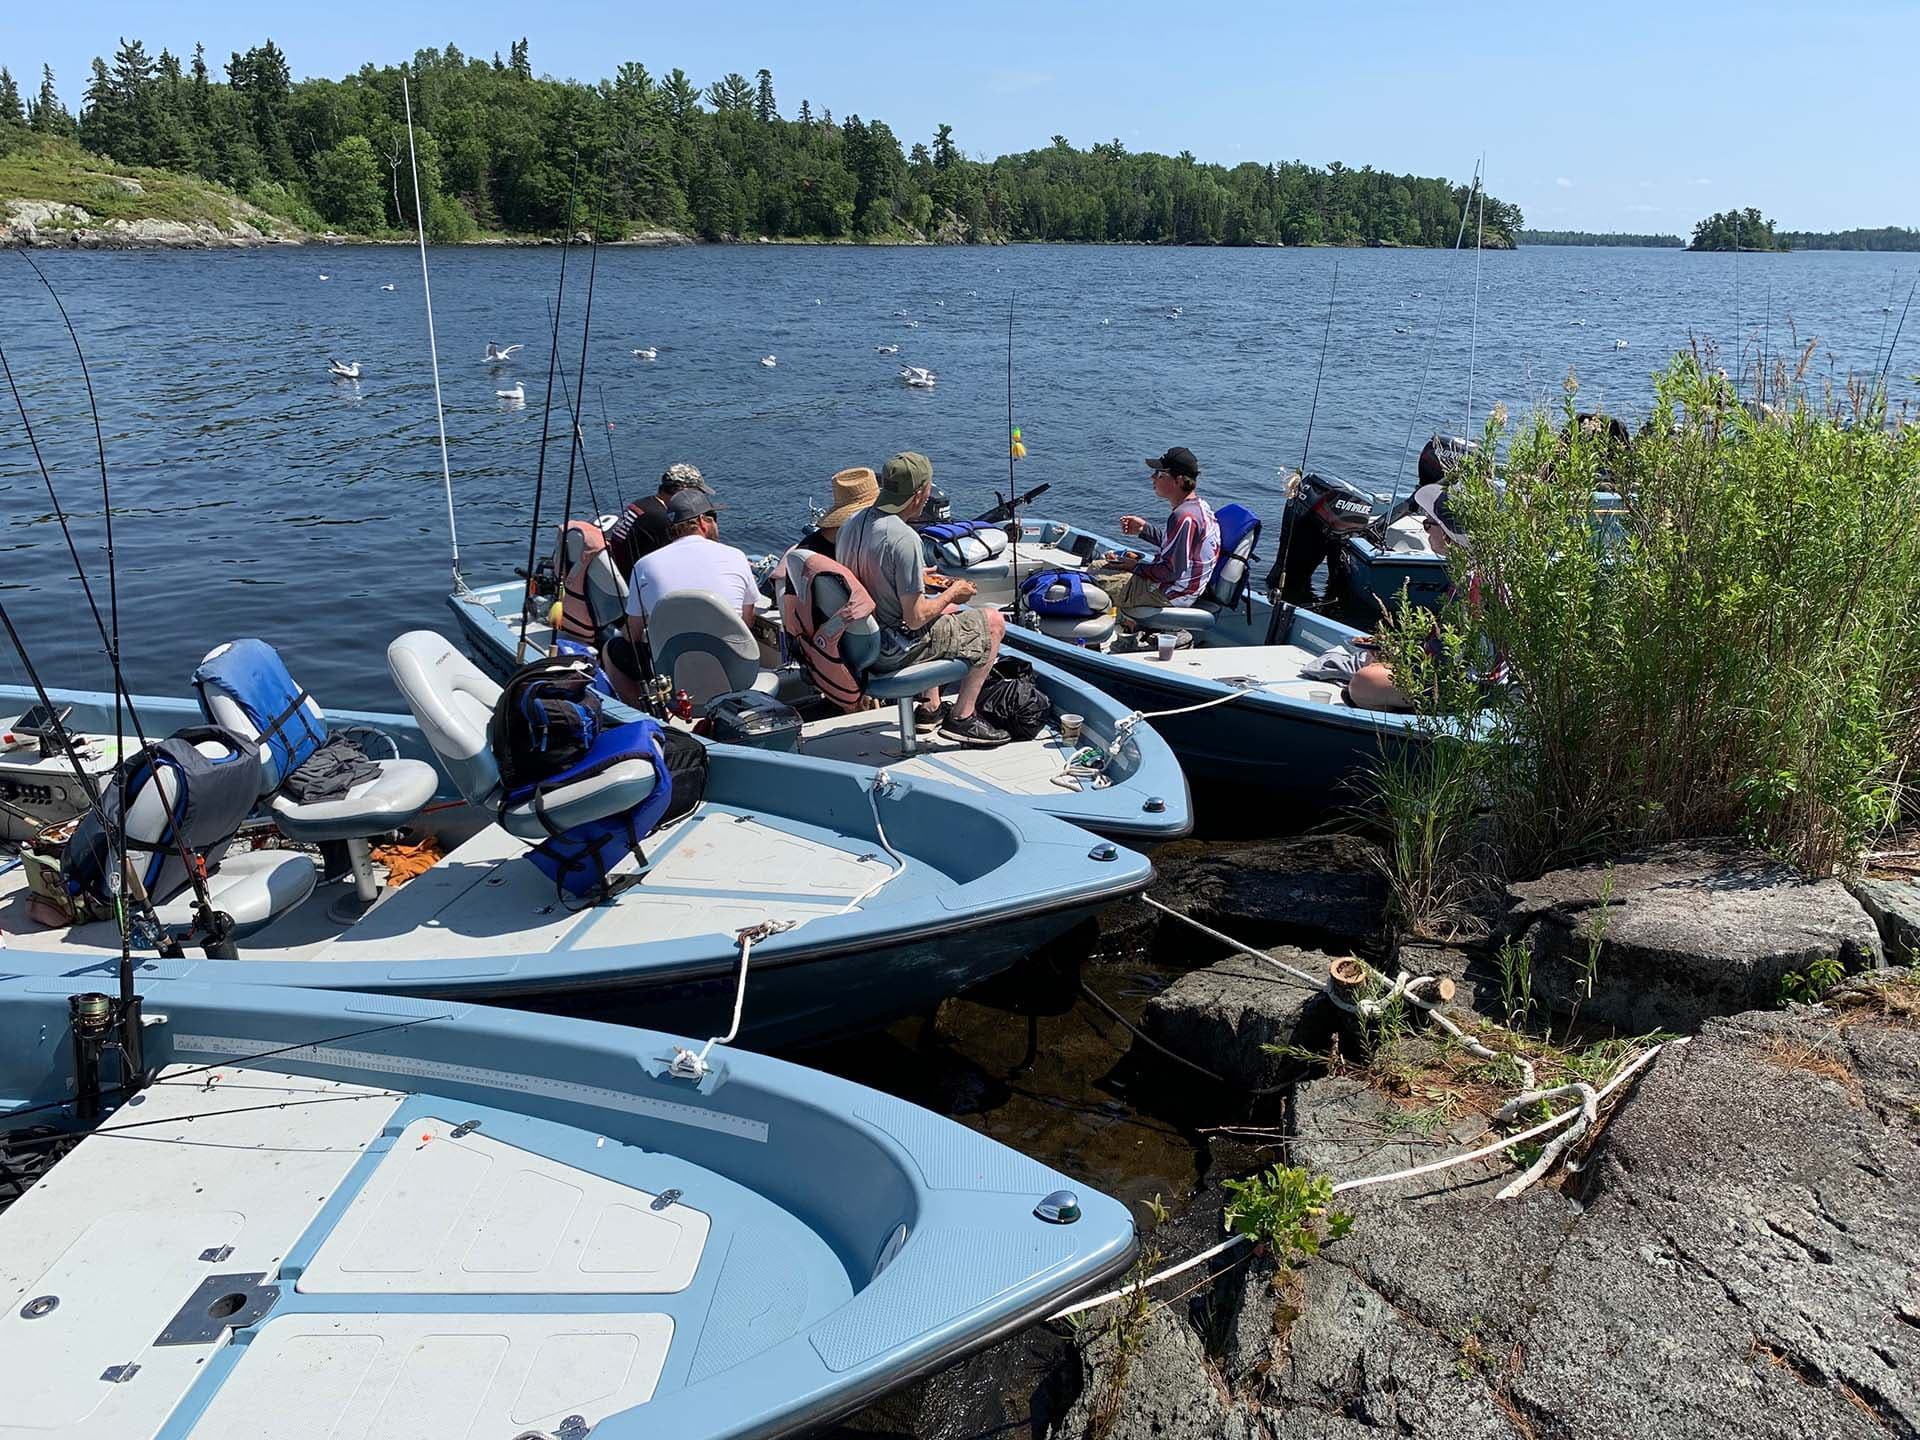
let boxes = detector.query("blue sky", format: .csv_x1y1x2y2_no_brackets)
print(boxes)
10,1,1914,233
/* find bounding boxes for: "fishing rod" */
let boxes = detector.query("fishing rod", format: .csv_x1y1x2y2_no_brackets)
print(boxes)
542,294,602,519
1264,259,1339,643
6,268,233,973
1877,276,1916,399
401,74,460,594
1391,157,1482,495
557,156,610,555
516,152,582,664
1005,293,1022,627
1464,155,1486,435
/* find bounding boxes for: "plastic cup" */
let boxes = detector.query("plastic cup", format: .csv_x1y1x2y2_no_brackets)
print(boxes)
1058,713,1084,743
1309,688,1334,705
1156,634,1177,662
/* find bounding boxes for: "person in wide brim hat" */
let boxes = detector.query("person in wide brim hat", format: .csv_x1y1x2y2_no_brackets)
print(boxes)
796,466,880,560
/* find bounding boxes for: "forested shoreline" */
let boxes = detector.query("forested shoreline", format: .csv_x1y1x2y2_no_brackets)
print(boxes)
0,38,1520,248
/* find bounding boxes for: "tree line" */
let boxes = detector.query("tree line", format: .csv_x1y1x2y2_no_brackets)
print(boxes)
0,38,1520,248
1519,229,1683,247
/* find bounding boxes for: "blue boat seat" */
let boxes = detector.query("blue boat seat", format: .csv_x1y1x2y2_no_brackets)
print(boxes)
1122,503,1262,639
386,630,658,842
195,640,438,911
646,590,782,706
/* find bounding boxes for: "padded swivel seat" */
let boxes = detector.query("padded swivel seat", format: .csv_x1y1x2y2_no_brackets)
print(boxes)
646,590,784,706
1122,502,1263,639
196,640,439,914
124,729,319,935
386,630,661,842
787,554,969,756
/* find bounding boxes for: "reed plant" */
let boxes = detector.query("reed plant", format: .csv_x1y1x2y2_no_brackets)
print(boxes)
1366,348,1920,922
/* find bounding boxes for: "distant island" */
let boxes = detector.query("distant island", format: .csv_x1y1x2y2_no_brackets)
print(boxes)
0,38,1521,250
1688,208,1790,252
1778,225,1920,252
1520,229,1683,247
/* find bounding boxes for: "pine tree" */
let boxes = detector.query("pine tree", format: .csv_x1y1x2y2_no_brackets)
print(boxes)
29,64,73,136
0,67,23,128
797,98,811,126
754,68,776,123
509,39,531,79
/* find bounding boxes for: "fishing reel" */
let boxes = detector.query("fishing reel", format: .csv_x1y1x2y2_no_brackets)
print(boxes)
67,989,148,1122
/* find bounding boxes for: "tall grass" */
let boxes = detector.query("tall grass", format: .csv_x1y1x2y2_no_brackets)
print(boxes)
1367,350,1920,920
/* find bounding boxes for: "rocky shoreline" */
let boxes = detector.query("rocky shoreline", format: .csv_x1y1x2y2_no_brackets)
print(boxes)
851,837,1919,1440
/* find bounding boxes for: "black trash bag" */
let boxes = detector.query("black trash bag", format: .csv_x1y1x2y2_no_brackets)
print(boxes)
977,656,1052,742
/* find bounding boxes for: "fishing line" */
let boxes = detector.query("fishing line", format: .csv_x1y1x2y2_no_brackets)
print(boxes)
542,295,601,518
1006,292,1021,626
559,156,611,535
598,385,622,493
1393,157,1482,494
1297,259,1338,477
5,266,226,955
401,74,460,590
516,152,581,663
1877,276,1916,397
1465,156,1486,434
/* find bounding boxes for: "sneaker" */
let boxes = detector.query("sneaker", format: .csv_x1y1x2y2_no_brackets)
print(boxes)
939,711,1010,747
914,701,948,732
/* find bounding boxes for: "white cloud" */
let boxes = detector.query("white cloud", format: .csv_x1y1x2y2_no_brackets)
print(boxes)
1555,176,1573,188
1692,177,1713,186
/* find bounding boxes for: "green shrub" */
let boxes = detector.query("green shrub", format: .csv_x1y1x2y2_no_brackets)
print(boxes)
1221,1165,1353,1264
1365,350,1920,915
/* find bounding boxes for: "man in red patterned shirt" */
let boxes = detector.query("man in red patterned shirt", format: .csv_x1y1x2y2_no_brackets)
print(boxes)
1099,446,1221,614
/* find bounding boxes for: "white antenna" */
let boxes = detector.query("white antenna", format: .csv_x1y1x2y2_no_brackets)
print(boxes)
402,73,459,589
1465,154,1486,434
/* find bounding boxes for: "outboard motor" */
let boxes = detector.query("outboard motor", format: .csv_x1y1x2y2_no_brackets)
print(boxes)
914,483,954,526
1267,469,1391,607
1417,434,1479,490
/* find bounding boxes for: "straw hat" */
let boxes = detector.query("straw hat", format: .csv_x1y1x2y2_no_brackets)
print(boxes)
818,466,880,531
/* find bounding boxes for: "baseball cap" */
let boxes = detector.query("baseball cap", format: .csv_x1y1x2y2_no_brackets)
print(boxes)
666,488,721,524
659,462,711,495
1145,446,1200,481
875,451,933,513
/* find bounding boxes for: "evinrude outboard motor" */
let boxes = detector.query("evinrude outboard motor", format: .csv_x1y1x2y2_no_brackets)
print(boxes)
916,483,954,526
1266,469,1391,607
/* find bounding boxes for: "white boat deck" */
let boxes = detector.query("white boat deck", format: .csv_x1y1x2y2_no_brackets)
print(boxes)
1109,640,1353,707
0,1060,832,1439
0,806,901,964
800,710,1094,796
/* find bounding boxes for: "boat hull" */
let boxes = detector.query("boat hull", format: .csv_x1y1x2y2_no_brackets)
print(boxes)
448,581,1194,842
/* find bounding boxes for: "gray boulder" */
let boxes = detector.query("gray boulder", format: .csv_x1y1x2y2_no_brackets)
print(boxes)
1148,833,1388,956
1143,952,1338,1092
1504,844,1882,1031
1846,875,1920,967
1052,981,1919,1439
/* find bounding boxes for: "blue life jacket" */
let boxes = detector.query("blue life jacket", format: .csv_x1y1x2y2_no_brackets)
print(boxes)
1020,568,1102,618
511,719,678,897
191,638,327,791
920,520,1009,568
553,634,616,699
1207,503,1263,611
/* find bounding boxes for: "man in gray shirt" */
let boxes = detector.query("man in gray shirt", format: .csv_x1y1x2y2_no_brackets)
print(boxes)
837,451,1009,747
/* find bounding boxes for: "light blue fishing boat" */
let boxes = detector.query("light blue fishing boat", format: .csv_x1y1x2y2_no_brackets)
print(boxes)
0,631,1150,1047
897,515,1427,800
0,973,1135,1437
448,574,1193,842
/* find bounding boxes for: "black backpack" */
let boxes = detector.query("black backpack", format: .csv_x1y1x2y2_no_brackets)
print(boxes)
977,656,1053,741
490,655,605,796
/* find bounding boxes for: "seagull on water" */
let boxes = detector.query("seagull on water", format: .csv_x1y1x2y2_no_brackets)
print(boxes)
903,319,920,328
496,382,525,402
328,358,359,380
380,283,396,292
318,274,330,282
892,309,910,317
899,365,937,389
631,347,658,360
484,342,523,363
1614,339,1629,349
875,344,899,355
761,355,778,368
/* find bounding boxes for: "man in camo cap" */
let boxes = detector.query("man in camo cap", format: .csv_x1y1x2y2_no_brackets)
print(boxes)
606,462,712,578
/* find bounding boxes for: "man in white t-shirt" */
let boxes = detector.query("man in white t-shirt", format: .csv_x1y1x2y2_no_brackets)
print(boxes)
605,488,760,699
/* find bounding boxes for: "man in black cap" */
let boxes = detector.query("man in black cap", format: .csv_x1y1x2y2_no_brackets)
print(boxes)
837,451,1009,747
605,462,712,580
1102,445,1221,613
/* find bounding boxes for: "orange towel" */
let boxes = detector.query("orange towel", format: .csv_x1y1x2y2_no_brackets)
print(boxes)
370,836,443,887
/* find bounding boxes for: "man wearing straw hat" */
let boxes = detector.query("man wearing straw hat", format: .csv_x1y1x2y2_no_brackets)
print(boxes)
796,466,879,561
837,451,1009,747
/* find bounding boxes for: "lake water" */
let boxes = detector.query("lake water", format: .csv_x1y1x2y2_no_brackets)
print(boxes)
0,242,1912,709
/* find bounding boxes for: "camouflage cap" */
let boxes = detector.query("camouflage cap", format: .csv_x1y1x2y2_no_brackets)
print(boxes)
659,462,710,494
